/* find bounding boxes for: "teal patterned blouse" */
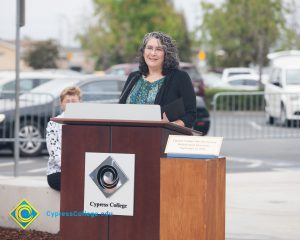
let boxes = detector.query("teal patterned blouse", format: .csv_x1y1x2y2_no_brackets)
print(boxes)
126,77,165,104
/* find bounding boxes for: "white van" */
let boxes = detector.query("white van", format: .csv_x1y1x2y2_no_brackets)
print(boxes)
264,51,300,125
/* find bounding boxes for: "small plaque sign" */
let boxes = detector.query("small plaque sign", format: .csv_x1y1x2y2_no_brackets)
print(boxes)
165,135,223,159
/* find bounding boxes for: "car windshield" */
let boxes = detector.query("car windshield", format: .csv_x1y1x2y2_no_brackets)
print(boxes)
286,69,300,85
228,72,252,77
229,79,258,86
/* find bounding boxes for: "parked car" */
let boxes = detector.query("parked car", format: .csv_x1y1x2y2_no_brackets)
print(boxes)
179,62,205,97
105,63,139,76
212,74,260,91
194,96,210,135
221,67,256,82
264,51,300,126
0,75,126,156
0,70,80,99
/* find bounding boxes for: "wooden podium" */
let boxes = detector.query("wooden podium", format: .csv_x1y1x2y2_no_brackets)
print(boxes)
53,118,225,240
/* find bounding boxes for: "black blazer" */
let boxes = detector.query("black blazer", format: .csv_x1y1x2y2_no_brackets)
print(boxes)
119,69,196,128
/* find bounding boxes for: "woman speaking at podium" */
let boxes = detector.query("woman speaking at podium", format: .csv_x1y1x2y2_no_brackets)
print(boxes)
119,32,196,128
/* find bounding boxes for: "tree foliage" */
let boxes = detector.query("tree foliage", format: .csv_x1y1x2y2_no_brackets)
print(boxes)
200,0,291,69
23,40,59,69
78,0,192,70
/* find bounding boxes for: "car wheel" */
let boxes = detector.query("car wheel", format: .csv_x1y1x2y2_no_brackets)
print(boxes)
264,99,274,125
265,112,274,125
18,121,43,156
193,120,210,135
278,105,288,127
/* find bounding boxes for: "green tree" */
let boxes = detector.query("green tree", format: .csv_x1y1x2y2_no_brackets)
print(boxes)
200,0,290,71
23,40,59,69
78,0,192,70
277,0,300,50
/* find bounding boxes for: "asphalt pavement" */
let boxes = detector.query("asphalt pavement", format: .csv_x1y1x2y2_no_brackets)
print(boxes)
226,169,300,240
224,138,300,240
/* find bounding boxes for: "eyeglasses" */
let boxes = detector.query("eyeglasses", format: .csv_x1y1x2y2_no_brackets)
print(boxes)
145,45,164,53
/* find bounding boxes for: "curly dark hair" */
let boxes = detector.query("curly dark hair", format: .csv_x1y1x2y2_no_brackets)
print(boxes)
138,32,180,76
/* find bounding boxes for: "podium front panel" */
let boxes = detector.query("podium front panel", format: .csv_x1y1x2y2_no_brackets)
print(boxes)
60,125,110,240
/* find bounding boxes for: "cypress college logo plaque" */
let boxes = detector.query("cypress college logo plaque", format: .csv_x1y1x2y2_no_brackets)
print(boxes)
84,152,135,216
89,156,129,198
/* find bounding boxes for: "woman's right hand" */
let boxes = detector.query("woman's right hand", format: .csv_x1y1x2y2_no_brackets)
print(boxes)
162,112,169,122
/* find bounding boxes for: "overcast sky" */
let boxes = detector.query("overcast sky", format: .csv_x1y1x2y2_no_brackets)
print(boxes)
0,0,205,47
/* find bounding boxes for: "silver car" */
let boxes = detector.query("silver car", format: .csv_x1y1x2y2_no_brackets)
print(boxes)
0,75,126,156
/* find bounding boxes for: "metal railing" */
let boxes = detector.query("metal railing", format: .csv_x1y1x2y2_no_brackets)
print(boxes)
0,92,57,143
211,91,300,139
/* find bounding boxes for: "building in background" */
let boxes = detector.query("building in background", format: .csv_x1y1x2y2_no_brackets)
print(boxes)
0,40,28,70
0,39,95,73
57,46,95,73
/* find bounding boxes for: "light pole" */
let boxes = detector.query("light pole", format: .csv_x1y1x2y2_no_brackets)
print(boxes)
14,0,25,177
58,14,71,47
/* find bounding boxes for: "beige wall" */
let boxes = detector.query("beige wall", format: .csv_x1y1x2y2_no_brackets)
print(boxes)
0,45,15,70
0,43,29,71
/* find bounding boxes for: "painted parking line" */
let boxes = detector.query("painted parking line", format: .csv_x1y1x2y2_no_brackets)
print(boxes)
248,121,262,130
0,160,36,168
227,156,263,168
27,167,47,173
